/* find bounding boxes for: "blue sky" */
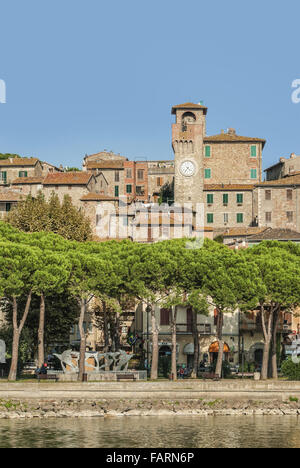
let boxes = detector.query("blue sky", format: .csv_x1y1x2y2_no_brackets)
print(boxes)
0,0,300,174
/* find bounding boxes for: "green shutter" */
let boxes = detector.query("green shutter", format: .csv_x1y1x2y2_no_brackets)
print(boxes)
207,194,214,204
237,213,243,223
205,146,211,157
114,186,119,197
5,203,11,212
1,172,7,184
251,146,257,157
207,213,214,224
251,169,257,179
126,184,132,194
237,194,243,204
223,194,228,205
205,169,211,179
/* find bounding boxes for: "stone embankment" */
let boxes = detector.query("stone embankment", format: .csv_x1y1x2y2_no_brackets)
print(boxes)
1,380,300,418
0,398,300,419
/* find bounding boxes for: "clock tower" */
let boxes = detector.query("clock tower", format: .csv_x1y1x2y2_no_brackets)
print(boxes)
172,102,207,207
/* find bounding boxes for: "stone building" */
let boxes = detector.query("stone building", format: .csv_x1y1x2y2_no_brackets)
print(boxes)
171,102,265,232
265,153,300,181
0,158,43,186
42,172,104,207
0,191,23,218
255,174,300,232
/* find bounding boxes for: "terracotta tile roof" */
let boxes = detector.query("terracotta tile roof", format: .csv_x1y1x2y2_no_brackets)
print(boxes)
43,172,93,186
0,191,23,202
81,193,119,201
204,184,255,191
86,161,124,170
258,174,300,186
12,177,43,185
204,133,266,148
248,228,300,241
172,102,208,115
222,227,267,238
0,158,39,167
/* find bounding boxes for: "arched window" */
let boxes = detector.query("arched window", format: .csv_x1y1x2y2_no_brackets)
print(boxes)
182,112,196,131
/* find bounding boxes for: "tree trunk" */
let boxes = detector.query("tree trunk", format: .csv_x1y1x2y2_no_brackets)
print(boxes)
150,306,159,380
271,307,280,379
103,301,109,353
171,306,177,381
261,305,273,380
215,309,224,378
192,308,199,378
114,310,121,351
8,293,32,381
78,298,87,382
38,293,45,368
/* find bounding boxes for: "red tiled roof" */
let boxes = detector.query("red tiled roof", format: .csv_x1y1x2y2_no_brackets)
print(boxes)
12,177,43,185
172,102,208,115
204,184,255,191
43,172,93,186
204,133,266,148
0,158,39,167
222,227,267,237
248,228,300,241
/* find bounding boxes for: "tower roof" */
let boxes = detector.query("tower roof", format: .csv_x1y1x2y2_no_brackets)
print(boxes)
171,102,208,115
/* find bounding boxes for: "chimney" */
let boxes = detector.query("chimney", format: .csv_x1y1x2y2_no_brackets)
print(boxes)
227,128,236,135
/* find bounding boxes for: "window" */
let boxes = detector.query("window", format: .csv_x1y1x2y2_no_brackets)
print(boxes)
126,184,132,194
137,169,144,180
265,212,272,222
160,308,170,326
68,185,72,190
19,171,28,178
207,194,214,204
224,213,229,223
0,172,7,184
287,189,293,201
237,194,243,204
5,203,11,212
251,146,257,157
207,213,214,224
157,177,163,187
136,186,145,196
115,171,120,182
205,169,211,179
251,169,257,179
114,186,119,197
223,194,229,205
237,213,244,223
287,211,294,223
205,146,211,158
265,190,271,201
199,324,211,334
123,217,129,226
126,168,132,179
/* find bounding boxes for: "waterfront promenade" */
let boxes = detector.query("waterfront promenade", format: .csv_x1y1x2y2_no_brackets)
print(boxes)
1,380,300,401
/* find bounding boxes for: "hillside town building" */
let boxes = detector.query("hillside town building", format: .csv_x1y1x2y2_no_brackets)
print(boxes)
1,101,300,373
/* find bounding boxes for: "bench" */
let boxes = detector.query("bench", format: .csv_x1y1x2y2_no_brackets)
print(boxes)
116,373,136,382
37,374,59,382
201,372,220,381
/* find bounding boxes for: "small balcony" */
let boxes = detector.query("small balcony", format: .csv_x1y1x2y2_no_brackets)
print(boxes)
176,323,212,335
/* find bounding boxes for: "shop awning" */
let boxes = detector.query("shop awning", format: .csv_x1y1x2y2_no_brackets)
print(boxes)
209,342,230,353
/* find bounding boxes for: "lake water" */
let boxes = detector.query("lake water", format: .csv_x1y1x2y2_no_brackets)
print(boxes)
0,416,300,448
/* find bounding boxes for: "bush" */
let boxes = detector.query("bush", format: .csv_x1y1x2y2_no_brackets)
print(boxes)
281,358,300,381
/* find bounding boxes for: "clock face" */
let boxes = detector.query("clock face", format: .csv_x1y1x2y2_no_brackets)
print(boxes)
180,160,196,177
